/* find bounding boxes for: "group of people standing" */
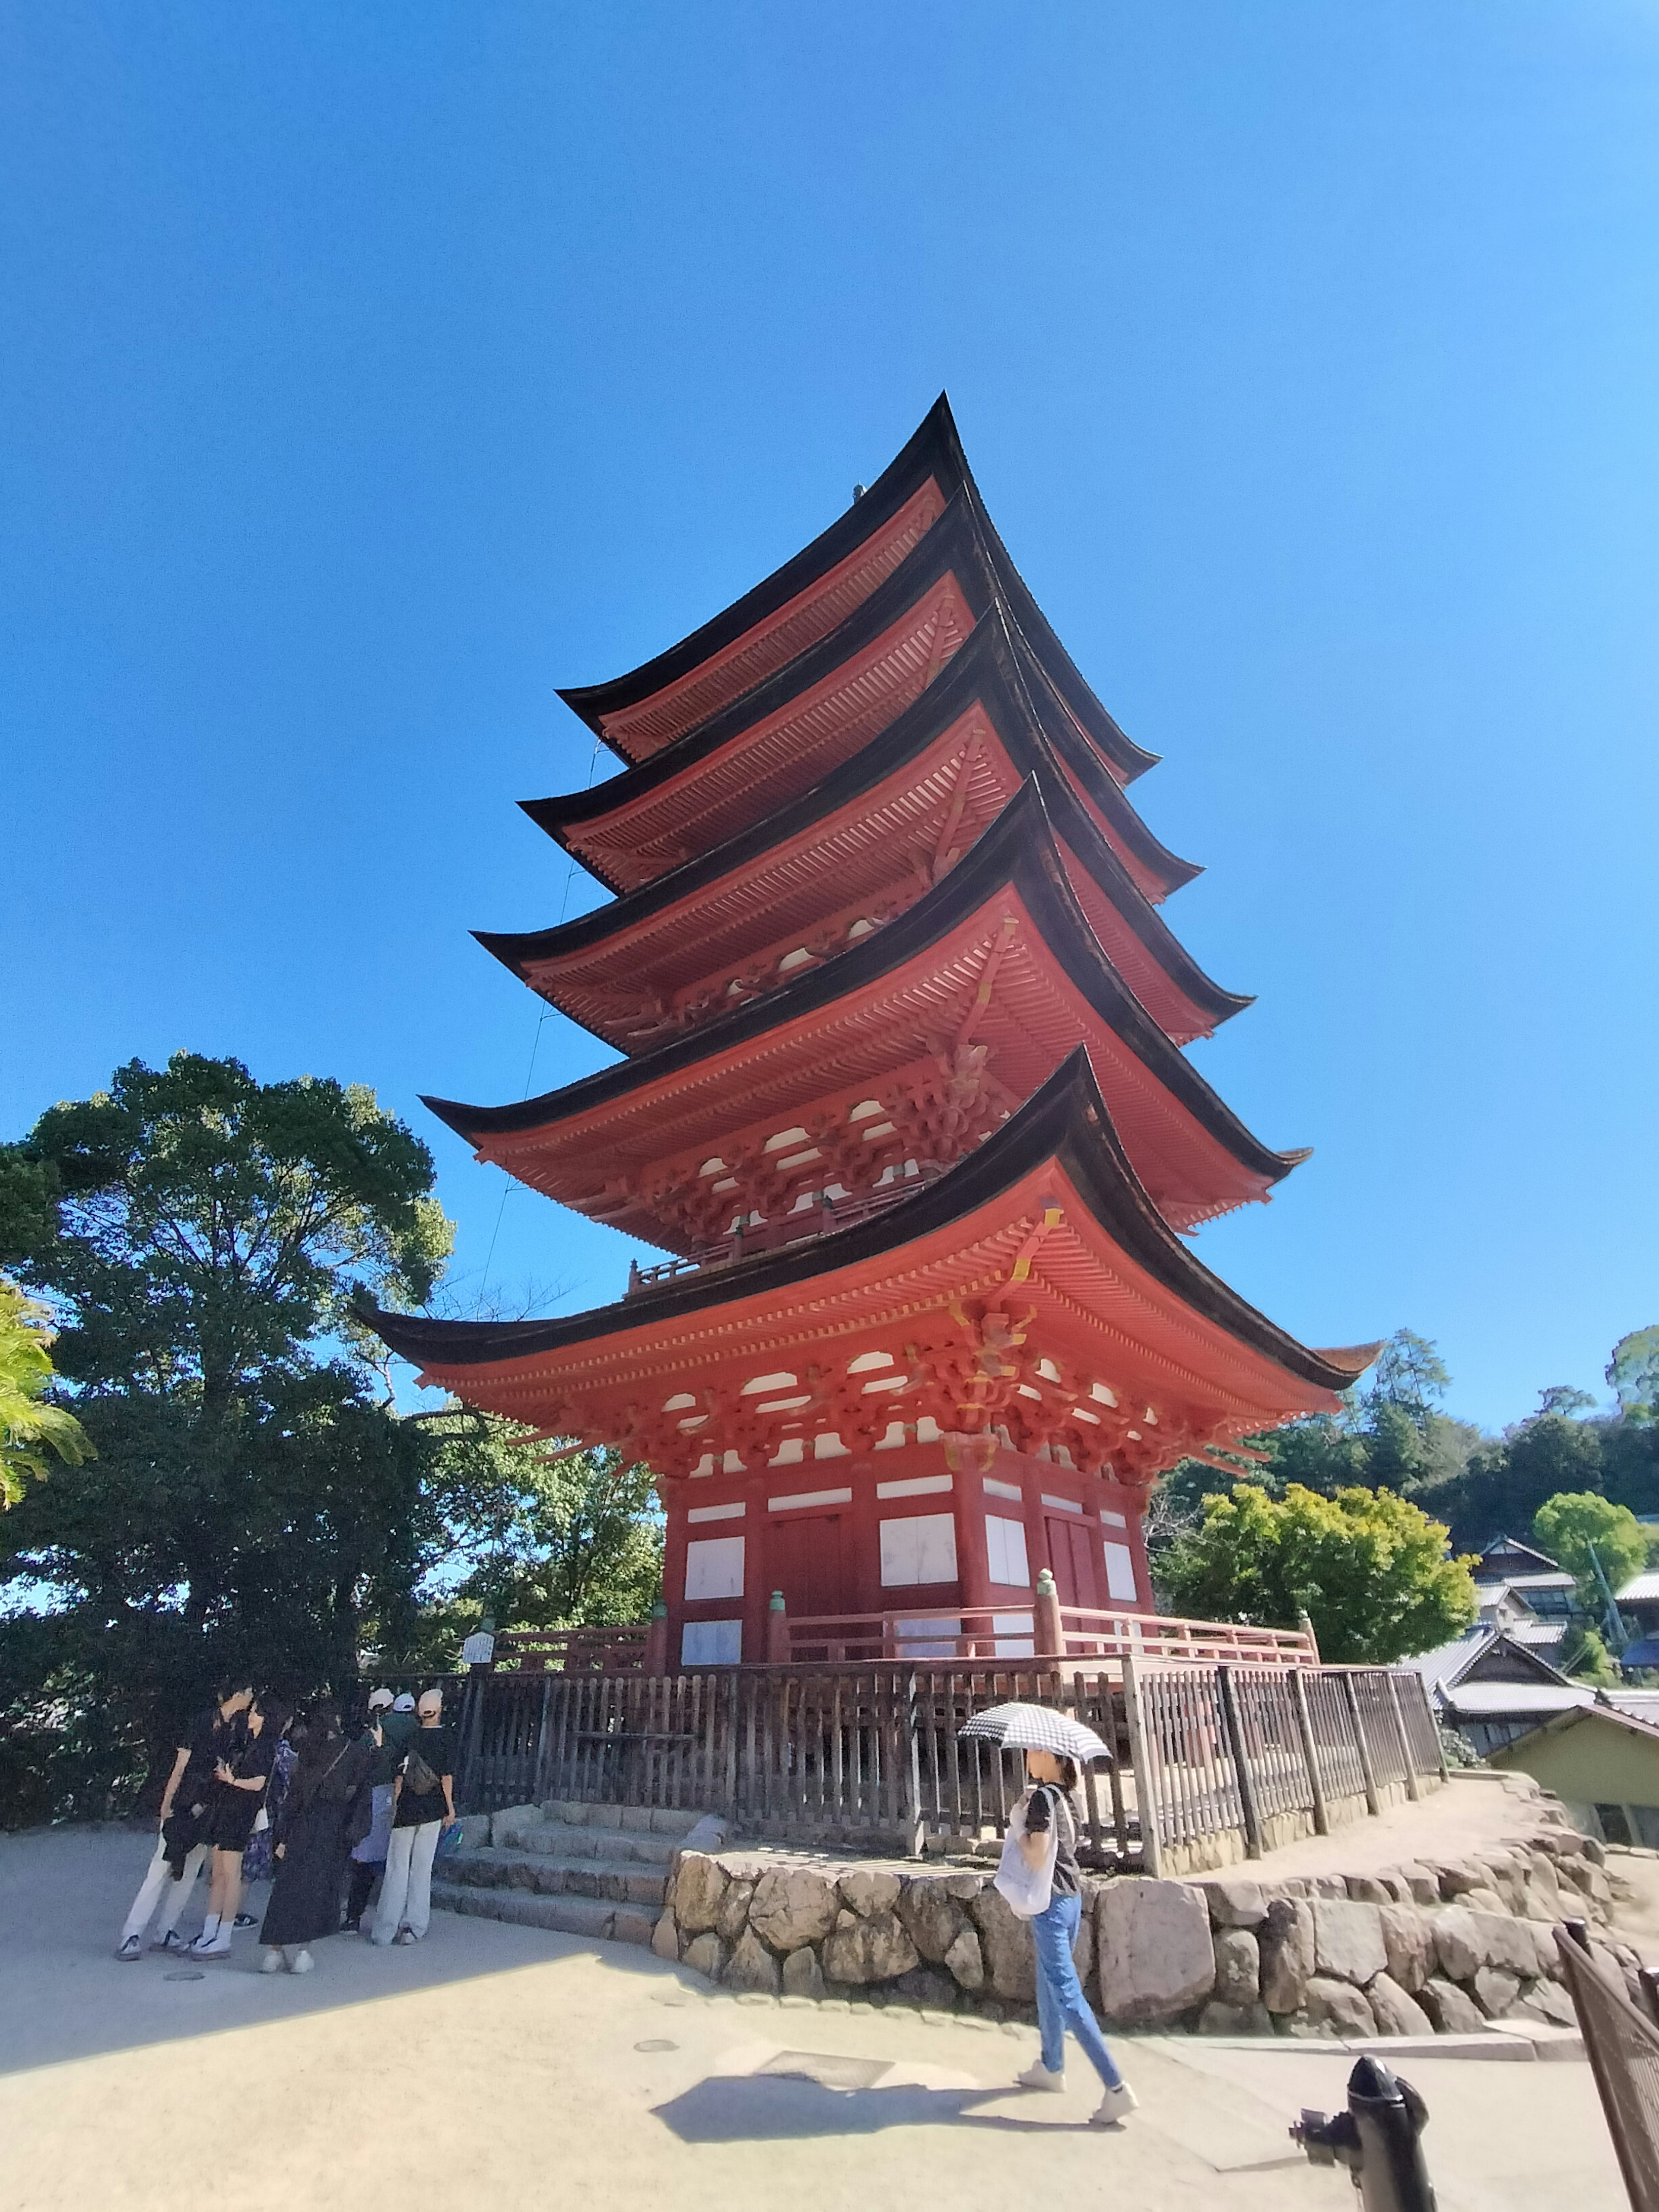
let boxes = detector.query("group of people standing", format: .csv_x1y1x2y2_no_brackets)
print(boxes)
116,1680,458,1972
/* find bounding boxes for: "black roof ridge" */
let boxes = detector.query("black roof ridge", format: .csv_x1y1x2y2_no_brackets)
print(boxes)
524,499,1195,896
485,610,1242,1043
370,1046,1364,1398
556,394,1157,784
429,779,1289,1194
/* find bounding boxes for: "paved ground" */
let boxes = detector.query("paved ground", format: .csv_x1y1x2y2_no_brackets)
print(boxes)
0,1825,1628,2212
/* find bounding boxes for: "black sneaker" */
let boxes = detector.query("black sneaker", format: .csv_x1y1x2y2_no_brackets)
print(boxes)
232,1913,258,1929
116,1935,143,1962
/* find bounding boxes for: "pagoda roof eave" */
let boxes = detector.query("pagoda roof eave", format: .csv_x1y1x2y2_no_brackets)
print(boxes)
557,394,1159,785
425,782,1293,1200
525,511,1200,901
482,614,1245,1047
369,1048,1373,1408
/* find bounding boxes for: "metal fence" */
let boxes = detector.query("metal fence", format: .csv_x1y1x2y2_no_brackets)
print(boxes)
449,1656,1445,1870
1558,1920,1659,2212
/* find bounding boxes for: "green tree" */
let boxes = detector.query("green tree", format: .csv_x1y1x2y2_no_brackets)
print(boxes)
0,1274,92,1506
1158,1482,1478,1664
1609,1328,1659,1426
1533,1491,1648,1608
1560,1625,1620,1688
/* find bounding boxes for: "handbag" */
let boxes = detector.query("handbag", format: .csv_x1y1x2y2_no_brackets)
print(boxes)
992,1784,1061,1920
404,1745,442,1797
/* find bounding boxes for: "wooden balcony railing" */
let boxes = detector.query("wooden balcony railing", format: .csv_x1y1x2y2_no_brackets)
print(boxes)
489,1624,648,1675
783,1599,1317,1668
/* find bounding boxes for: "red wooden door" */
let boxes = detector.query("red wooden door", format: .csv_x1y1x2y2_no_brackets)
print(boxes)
768,1511,850,1621
1044,1514,1096,1610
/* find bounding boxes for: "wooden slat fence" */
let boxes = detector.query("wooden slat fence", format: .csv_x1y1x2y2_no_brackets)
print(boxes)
448,1656,1444,1872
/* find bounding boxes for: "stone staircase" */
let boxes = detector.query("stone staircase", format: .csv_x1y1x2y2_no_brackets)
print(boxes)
431,1799,712,1948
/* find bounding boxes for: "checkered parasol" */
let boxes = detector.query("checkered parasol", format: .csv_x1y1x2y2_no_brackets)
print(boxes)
957,1701,1112,1763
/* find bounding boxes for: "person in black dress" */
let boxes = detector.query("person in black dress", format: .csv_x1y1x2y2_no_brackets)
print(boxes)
114,1680,253,1961
191,1693,289,1958
259,1702,376,1974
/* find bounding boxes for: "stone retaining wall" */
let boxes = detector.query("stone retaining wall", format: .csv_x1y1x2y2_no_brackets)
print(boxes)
652,1804,1637,2037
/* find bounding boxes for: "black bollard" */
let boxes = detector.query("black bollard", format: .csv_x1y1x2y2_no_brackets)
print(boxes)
1290,2055,1437,2212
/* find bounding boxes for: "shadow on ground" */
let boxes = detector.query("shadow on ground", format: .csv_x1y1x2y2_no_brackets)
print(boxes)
652,2072,1090,2143
0,1823,675,2076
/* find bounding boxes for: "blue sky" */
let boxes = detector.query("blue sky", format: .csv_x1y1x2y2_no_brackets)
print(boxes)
6,2,1657,1434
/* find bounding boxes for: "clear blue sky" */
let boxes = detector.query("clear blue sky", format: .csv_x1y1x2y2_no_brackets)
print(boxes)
6,3,1657,1435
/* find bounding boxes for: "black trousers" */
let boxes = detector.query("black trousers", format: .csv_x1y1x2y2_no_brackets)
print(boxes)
345,1860,382,1924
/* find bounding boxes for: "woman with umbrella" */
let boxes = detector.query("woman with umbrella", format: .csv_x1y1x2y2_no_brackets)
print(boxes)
960,1702,1137,2125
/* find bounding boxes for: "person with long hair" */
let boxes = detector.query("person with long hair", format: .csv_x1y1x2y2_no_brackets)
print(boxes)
258,1701,377,1974
190,1692,289,1958
114,1680,252,1961
1012,1749,1136,2124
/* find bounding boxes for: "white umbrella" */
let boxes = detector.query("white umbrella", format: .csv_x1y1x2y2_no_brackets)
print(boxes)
957,1700,1112,1764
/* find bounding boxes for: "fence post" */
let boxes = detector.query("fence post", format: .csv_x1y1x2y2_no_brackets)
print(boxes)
458,1671,487,1813
1034,1568,1063,1659
1415,1669,1450,1784
1383,1672,1422,1802
1119,1655,1163,1878
1288,1667,1330,1836
1074,1671,1106,1859
767,1589,791,1664
1340,1670,1381,1817
1217,1665,1264,1859
644,1602,669,1677
1297,1608,1321,1665
900,1669,925,1858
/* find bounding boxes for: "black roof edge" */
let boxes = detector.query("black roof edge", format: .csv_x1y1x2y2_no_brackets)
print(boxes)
426,779,1286,1190
558,395,963,746
371,1046,1360,1397
484,612,1243,1034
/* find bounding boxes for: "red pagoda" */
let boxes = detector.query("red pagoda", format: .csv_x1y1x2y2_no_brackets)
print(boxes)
371,397,1373,1669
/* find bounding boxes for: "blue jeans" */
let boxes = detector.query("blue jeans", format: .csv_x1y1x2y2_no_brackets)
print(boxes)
1031,1892,1122,2087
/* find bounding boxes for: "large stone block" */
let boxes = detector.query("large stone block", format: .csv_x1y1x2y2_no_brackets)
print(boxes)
650,1908,680,1962
821,1909,919,1986
967,1884,1036,2003
1468,1910,1538,1980
1303,1977,1377,2037
1345,1875,1394,1907
1213,1929,1261,2007
896,1878,968,1964
1367,1972,1433,2037
1096,1880,1216,2028
723,1929,782,1996
1472,1965,1521,2018
944,1923,986,1992
895,1964,958,2010
1198,2000,1274,2036
672,1854,728,1936
1378,1904,1433,1994
1310,1899,1387,1986
781,1946,826,2000
716,1878,755,1945
1260,1898,1316,2015
1199,1875,1267,1927
681,1930,727,1981
1516,1977,1577,2028
1418,1977,1484,2034
839,1869,902,1919
1432,1906,1483,1983
747,1866,841,1954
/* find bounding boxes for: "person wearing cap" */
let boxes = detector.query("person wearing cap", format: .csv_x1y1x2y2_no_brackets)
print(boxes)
370,1687,456,1946
343,1689,404,1932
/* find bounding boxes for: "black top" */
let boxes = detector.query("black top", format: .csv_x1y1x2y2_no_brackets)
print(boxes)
395,1724,455,1828
226,1729,278,1791
1022,1783,1081,1898
175,1705,243,1807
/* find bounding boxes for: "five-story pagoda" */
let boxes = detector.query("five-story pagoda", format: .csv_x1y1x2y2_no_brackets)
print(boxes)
370,397,1373,1668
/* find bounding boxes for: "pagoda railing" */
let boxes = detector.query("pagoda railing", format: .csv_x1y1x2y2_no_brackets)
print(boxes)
450,1655,1446,1875
625,1174,945,1297
783,1601,1317,1667
488,1624,648,1675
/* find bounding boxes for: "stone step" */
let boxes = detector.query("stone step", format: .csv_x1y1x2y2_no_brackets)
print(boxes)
493,1817,683,1867
432,1880,657,1948
443,1845,669,1910
539,1798,705,1840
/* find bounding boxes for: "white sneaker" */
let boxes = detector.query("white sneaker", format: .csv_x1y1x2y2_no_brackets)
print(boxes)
394,1927,417,1946
1016,2061,1067,2092
1091,2081,1138,2126
191,1933,232,1958
290,1950,315,1974
116,1935,143,1962
260,1949,286,1974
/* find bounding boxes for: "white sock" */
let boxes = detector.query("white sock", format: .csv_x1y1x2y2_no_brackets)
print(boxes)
199,1915,220,1941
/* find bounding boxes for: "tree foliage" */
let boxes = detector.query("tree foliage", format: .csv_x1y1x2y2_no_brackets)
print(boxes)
0,1274,92,1506
1609,1328,1659,1426
1532,1491,1649,1606
1158,1482,1478,1664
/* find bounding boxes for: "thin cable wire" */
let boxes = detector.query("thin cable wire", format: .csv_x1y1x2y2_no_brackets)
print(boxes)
478,733,604,1301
